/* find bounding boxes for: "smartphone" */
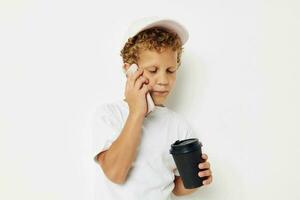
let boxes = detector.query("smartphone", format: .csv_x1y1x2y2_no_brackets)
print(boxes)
125,64,155,114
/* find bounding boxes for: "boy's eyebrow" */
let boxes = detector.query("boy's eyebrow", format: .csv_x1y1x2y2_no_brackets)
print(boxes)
144,65,177,69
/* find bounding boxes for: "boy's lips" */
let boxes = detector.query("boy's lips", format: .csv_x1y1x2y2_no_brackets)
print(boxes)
152,90,169,96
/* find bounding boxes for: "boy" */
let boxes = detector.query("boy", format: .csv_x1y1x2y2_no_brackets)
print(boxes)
91,16,213,199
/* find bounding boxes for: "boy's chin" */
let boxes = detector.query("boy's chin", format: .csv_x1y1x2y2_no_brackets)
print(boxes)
151,96,167,106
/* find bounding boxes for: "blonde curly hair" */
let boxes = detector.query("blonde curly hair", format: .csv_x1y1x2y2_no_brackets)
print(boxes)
120,27,184,68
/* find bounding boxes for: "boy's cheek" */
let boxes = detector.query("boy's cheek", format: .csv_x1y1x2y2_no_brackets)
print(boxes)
143,71,152,79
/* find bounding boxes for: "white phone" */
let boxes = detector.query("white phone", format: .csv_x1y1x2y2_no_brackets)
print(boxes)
125,64,155,114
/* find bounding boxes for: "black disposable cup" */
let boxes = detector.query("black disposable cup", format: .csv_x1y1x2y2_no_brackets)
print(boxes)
169,138,208,189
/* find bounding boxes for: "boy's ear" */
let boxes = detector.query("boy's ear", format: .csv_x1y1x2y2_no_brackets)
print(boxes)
123,63,130,73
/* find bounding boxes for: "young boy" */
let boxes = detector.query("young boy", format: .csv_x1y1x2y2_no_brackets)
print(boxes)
91,16,213,199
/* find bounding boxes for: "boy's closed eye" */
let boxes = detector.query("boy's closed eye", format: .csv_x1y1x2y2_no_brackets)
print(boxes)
147,66,177,74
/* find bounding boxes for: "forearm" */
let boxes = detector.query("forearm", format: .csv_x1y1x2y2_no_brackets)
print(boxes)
99,113,144,183
172,176,198,196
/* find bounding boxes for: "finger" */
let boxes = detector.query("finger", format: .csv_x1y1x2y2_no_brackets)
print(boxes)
128,69,143,88
141,84,151,94
198,169,212,177
203,175,213,185
202,154,208,160
199,162,210,169
128,68,143,81
135,76,148,90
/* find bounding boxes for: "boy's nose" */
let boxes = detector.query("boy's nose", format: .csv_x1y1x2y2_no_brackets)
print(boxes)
157,74,169,85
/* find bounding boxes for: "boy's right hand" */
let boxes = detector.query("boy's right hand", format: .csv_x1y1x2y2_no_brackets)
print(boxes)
125,68,152,118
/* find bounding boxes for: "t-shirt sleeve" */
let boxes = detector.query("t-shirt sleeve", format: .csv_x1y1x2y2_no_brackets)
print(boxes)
184,122,198,139
174,168,180,176
91,105,121,164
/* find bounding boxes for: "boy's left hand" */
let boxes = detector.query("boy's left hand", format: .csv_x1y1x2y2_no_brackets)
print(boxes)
198,153,213,185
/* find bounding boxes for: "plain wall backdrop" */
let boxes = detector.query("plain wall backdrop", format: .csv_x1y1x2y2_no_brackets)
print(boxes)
1,0,299,200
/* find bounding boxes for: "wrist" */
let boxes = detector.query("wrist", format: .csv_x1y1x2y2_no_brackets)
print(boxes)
128,112,145,123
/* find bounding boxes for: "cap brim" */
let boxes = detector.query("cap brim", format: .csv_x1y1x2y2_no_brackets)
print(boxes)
121,17,189,50
141,19,189,45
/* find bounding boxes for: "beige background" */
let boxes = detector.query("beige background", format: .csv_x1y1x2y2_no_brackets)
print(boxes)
0,0,299,199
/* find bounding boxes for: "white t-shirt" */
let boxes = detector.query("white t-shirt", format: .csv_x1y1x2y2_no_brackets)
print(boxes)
91,99,197,200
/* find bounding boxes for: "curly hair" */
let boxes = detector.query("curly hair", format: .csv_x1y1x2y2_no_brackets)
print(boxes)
120,27,184,67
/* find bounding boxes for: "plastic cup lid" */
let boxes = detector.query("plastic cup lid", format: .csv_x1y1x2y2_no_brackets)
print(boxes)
169,138,202,155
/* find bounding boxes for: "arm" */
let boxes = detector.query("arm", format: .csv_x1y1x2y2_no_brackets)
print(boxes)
172,176,198,196
96,113,144,184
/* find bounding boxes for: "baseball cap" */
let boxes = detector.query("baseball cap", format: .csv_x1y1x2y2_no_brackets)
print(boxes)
120,16,189,50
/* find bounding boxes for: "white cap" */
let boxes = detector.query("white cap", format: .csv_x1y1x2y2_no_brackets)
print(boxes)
120,16,189,50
